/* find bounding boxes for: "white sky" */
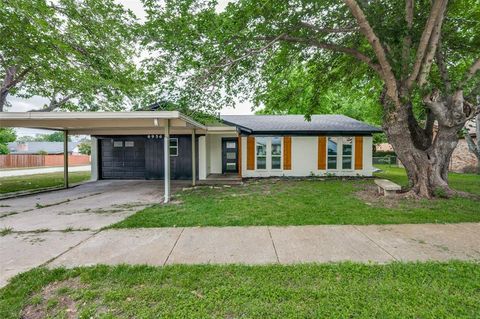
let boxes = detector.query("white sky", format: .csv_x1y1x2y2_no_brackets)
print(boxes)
10,0,253,135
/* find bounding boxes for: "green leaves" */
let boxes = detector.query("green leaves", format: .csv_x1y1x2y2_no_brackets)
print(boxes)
0,0,140,111
141,0,480,121
0,128,16,154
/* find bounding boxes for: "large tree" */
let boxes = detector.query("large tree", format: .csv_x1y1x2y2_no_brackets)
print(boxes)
0,0,140,112
142,0,480,198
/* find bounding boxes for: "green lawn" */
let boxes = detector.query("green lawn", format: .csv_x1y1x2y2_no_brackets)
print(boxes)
0,171,91,194
112,166,480,228
1,262,479,318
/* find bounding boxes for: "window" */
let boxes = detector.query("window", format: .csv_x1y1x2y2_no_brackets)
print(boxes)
327,137,338,169
256,137,267,169
271,137,282,169
113,141,123,147
342,137,353,169
169,138,178,156
125,141,134,147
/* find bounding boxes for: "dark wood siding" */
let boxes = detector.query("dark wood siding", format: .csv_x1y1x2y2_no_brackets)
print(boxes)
98,135,198,180
100,137,146,179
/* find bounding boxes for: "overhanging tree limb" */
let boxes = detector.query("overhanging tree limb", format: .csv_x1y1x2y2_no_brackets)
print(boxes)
256,34,383,76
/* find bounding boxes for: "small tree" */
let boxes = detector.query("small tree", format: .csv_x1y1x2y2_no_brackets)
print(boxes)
0,128,16,154
78,142,91,156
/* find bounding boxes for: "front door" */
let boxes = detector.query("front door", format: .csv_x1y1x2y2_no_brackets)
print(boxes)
222,138,238,174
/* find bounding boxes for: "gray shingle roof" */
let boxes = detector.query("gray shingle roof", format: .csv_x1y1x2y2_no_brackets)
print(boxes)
220,115,382,134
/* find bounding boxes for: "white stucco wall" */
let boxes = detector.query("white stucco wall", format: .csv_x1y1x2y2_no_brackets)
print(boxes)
208,134,223,174
199,133,238,179
241,135,374,178
198,136,207,180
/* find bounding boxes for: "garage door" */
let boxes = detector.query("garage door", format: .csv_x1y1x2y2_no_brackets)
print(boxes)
101,138,146,179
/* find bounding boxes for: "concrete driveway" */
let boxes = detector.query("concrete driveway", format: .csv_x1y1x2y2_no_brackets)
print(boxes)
0,180,167,286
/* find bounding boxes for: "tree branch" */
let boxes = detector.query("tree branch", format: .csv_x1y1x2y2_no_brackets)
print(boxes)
402,0,414,79
256,34,383,76
459,57,480,89
298,21,359,34
417,0,448,87
406,0,448,89
435,35,451,92
344,0,400,105
3,66,32,91
31,93,76,112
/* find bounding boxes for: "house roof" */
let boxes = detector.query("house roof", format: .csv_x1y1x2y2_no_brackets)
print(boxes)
8,142,79,154
221,115,382,135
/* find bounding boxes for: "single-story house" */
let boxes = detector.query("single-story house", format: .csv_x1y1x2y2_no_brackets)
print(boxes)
0,111,381,202
7,141,80,155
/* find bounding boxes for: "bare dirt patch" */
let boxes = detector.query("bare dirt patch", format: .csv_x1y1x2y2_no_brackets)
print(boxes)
21,277,85,319
354,183,407,209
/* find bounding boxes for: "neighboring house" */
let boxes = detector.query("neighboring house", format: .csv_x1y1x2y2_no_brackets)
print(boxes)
450,120,477,173
7,142,80,155
0,112,381,182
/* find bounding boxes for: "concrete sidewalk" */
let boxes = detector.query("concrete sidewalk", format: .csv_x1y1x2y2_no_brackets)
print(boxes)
2,223,479,287
0,165,90,177
49,223,480,268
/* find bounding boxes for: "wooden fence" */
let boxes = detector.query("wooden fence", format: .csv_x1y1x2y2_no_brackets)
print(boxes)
0,154,90,169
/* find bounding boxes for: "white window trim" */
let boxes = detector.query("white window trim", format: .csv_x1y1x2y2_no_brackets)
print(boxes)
255,137,268,170
169,138,178,157
326,136,355,172
271,137,283,171
254,136,283,171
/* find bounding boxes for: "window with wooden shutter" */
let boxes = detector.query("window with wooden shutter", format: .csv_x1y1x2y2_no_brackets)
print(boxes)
246,136,255,170
283,136,292,170
318,136,326,170
354,136,363,170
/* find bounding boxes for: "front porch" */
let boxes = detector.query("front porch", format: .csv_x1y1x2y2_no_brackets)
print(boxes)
199,173,242,185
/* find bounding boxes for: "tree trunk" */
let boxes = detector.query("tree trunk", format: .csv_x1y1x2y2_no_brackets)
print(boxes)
0,88,8,112
381,92,465,198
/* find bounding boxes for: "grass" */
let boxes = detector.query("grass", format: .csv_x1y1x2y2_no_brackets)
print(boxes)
1,262,479,318
112,166,480,228
0,171,91,194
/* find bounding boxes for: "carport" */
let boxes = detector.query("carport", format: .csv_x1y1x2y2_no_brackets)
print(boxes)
0,111,207,203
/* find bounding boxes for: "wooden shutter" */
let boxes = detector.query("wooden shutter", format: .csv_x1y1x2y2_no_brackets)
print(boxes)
246,136,255,170
354,136,363,170
238,136,242,176
283,136,292,170
317,136,327,170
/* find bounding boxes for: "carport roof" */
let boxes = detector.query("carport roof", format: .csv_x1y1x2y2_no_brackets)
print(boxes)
0,111,208,135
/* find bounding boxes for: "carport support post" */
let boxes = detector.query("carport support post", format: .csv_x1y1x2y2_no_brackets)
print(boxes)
191,130,196,186
164,120,170,203
63,130,69,188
